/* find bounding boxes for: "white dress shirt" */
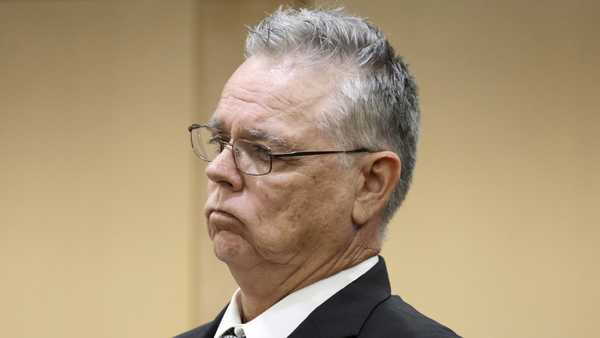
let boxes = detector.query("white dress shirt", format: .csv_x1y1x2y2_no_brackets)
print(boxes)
213,256,379,338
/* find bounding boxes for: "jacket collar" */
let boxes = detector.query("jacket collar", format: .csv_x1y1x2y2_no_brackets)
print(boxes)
288,256,391,338
189,256,391,338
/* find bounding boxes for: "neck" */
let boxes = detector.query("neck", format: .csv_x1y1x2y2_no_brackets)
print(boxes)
229,224,381,322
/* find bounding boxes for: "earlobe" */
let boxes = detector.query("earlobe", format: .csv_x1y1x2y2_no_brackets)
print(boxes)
351,152,401,226
352,202,369,226
351,173,369,226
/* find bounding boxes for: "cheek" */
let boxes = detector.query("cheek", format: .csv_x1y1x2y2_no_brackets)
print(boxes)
253,174,319,223
247,172,352,259
250,179,303,248
235,176,309,262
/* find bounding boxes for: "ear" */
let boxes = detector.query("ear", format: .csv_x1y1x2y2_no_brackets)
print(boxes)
352,151,401,226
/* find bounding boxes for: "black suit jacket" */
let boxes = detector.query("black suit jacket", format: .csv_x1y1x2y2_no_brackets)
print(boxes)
175,257,460,338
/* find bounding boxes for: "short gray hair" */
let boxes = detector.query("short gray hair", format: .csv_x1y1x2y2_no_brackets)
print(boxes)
245,7,420,230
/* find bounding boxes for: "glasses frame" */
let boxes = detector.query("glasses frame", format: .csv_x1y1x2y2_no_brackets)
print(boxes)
188,123,371,176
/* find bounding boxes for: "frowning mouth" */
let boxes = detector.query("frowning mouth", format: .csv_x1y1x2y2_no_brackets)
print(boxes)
205,207,239,221
206,208,244,238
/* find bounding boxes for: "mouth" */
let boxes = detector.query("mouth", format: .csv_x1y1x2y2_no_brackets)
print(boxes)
205,207,244,238
205,207,239,221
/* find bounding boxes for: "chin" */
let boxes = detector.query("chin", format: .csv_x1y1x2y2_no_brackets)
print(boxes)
212,230,252,264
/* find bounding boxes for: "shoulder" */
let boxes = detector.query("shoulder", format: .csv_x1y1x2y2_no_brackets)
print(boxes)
359,295,461,338
173,322,213,338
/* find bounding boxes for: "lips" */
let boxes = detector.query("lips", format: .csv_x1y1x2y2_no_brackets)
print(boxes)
209,209,239,223
205,207,240,222
206,207,244,237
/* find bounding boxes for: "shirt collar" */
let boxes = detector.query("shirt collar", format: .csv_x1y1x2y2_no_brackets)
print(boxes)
214,256,379,338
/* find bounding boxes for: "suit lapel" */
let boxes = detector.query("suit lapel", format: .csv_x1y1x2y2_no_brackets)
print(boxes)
175,305,227,338
203,306,228,338
288,256,391,338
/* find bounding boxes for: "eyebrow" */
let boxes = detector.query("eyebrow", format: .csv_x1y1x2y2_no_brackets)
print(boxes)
245,128,293,150
206,118,293,150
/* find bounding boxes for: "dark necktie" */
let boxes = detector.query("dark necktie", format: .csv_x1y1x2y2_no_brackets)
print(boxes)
220,327,246,338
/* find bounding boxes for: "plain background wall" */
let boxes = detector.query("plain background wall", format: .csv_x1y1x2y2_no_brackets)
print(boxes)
1,1,598,337
0,1,199,337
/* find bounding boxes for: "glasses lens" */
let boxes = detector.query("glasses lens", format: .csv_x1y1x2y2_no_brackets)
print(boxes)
191,126,222,161
234,139,271,175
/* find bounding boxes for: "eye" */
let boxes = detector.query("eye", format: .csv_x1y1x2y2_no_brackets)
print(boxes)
208,135,229,152
250,143,271,161
208,135,222,144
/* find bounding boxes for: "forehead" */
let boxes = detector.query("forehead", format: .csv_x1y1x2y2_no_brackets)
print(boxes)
211,56,337,142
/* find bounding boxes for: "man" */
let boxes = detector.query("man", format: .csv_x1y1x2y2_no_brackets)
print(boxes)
177,7,460,338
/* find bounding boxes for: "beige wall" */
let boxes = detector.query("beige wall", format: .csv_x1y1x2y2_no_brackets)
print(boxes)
0,1,198,337
1,1,598,337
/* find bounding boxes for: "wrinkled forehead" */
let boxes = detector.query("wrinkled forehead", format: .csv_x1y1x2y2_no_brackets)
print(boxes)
207,117,294,150
210,56,339,145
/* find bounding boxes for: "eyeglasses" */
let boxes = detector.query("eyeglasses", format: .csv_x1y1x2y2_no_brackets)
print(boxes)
188,123,370,176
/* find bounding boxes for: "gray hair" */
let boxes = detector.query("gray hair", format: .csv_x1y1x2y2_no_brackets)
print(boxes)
245,7,420,231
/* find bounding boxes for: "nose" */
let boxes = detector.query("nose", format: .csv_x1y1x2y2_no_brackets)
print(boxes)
205,147,243,191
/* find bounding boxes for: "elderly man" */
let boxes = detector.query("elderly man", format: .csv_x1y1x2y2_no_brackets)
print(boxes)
177,7,459,338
